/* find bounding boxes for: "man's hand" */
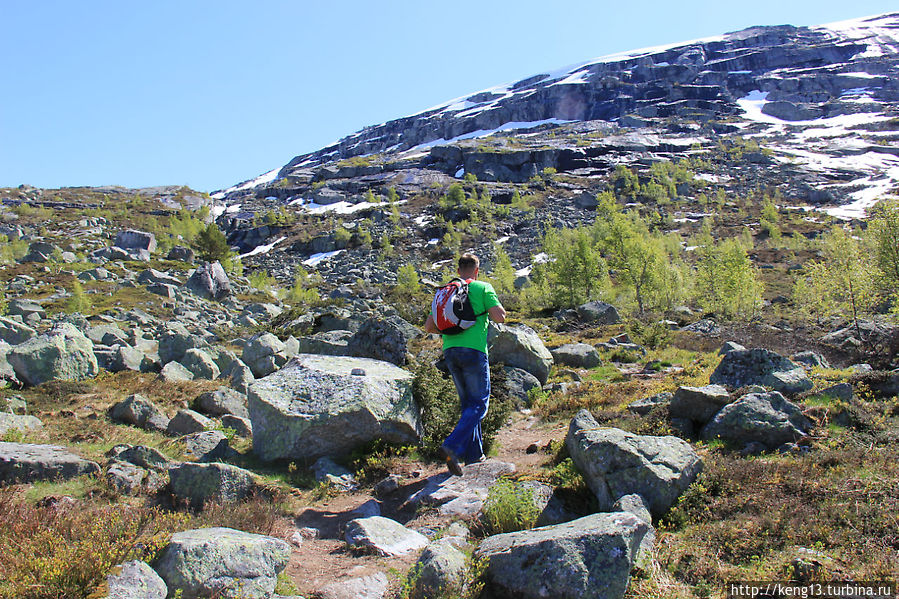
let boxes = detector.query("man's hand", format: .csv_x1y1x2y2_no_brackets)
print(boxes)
424,314,440,334
488,305,506,323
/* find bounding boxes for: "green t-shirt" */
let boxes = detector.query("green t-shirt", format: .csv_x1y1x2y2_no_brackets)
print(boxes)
441,280,500,355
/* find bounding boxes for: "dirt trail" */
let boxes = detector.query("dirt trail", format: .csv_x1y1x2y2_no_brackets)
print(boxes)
283,411,567,595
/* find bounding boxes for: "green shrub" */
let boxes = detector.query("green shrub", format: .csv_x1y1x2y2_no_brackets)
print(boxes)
248,269,277,292
66,280,91,314
193,223,230,262
482,479,539,534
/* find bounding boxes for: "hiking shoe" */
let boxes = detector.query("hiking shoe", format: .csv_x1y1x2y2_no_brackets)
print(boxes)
440,447,464,477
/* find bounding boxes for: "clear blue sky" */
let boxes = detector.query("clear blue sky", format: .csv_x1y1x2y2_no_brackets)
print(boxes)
2,0,896,193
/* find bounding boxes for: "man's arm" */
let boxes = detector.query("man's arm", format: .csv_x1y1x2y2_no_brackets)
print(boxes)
488,305,506,323
424,313,441,334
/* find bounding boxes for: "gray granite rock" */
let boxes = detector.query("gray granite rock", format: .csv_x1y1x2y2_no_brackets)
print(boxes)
110,394,170,433
166,409,213,436
487,323,553,385
8,323,98,386
344,516,428,556
101,560,167,599
196,387,249,419
551,343,601,368
476,512,652,599
0,442,100,484
408,460,517,517
701,391,813,449
710,348,812,395
669,385,731,424
154,527,290,598
566,409,702,517
248,355,418,461
169,462,257,505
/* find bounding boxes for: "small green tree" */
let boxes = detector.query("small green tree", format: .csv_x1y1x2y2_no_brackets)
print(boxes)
541,226,606,308
488,245,517,295
693,237,763,319
193,223,230,262
796,226,879,338
66,280,91,314
395,263,420,296
867,198,899,292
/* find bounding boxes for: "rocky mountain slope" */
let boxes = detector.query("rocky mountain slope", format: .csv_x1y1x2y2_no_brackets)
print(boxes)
206,13,899,286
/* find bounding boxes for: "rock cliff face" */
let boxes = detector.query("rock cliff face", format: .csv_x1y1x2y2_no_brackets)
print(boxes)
209,13,899,287
270,14,896,171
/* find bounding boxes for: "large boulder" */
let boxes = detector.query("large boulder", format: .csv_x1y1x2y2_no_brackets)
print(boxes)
242,333,289,378
0,413,42,436
501,366,542,407
158,323,207,365
348,314,420,366
566,409,702,517
551,343,601,369
700,392,813,449
576,300,621,324
710,349,813,395
0,316,36,345
476,512,652,599
344,516,429,556
153,527,291,599
115,229,157,253
317,573,389,599
247,355,419,461
0,442,100,484
487,323,553,385
196,387,249,419
7,323,99,386
185,262,231,300
169,462,257,506
669,385,731,424
110,394,170,433
99,560,167,599
180,348,220,380
409,538,469,599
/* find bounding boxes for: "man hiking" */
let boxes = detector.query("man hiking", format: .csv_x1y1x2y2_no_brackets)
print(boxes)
424,253,506,476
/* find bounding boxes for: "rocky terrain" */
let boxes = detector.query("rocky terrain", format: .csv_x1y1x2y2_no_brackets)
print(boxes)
0,12,898,599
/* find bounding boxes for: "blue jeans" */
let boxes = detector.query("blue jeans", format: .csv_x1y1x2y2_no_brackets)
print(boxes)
442,347,490,464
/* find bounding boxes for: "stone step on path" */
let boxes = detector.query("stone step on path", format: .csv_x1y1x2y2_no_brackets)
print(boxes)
406,459,516,517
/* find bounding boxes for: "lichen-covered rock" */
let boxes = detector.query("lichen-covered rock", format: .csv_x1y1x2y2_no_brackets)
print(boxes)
409,460,516,517
242,333,289,378
344,516,428,556
248,355,418,461
710,348,812,395
185,262,231,300
166,410,213,436
115,230,157,252
158,324,207,365
626,392,672,415
0,316,36,345
153,527,291,599
317,572,389,599
100,560,167,599
169,462,256,505
475,512,652,599
160,361,195,383
196,387,249,419
110,394,170,433
181,348,220,380
220,415,252,438
7,323,98,386
106,459,148,495
410,538,469,599
700,391,813,449
575,301,621,324
669,385,731,424
551,343,601,368
348,314,420,366
181,430,233,462
0,442,100,484
501,366,542,407
0,412,42,436
566,409,702,517
487,323,553,385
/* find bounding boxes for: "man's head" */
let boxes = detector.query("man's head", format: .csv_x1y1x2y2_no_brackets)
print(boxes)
458,253,479,279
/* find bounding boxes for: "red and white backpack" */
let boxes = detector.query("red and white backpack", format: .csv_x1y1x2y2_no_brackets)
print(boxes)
431,278,485,335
